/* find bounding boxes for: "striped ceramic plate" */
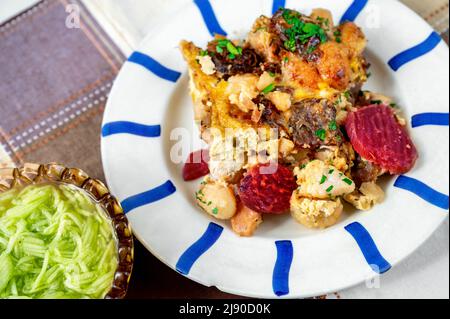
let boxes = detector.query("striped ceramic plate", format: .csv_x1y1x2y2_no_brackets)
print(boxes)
101,0,449,298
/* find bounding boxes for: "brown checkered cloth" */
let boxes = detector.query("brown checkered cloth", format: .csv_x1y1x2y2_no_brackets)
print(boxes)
0,0,448,299
0,0,124,180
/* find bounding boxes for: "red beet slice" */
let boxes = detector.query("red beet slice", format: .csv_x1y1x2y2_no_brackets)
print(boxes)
345,104,418,175
239,164,297,214
182,149,210,181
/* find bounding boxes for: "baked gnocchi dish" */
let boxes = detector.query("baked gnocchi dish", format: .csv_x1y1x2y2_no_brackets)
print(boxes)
180,8,418,236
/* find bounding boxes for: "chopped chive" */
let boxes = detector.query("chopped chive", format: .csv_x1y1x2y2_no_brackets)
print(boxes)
226,42,240,55
329,169,335,174
328,120,337,131
343,178,353,185
326,185,334,193
262,83,276,94
315,129,327,141
343,91,351,99
371,100,382,105
216,46,224,54
200,50,208,56
268,72,276,77
320,175,327,184
212,207,219,215
390,103,398,108
284,39,297,52
300,164,307,169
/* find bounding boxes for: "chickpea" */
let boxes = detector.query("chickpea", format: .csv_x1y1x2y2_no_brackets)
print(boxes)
196,181,237,220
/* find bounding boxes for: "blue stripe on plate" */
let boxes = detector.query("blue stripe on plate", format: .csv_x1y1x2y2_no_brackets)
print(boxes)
128,51,182,83
176,222,224,275
101,121,161,138
272,0,286,14
388,32,442,71
395,176,449,210
340,0,368,23
193,0,227,36
121,181,177,214
345,222,392,274
412,113,449,128
273,240,293,297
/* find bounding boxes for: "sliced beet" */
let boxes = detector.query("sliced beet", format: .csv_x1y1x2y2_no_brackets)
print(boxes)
345,104,418,175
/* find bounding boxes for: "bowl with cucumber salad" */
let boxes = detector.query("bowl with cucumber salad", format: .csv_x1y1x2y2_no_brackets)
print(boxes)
0,163,133,299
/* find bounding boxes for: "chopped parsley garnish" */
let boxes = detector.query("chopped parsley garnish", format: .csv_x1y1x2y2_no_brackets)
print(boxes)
226,42,240,55
284,57,289,63
215,39,243,59
320,175,327,184
300,164,307,169
343,91,351,99
328,120,338,131
262,83,276,94
268,72,276,77
212,207,219,215
326,185,334,193
329,169,335,174
371,100,383,105
284,39,297,52
334,30,342,43
282,9,327,52
316,16,330,28
343,178,353,185
315,128,327,141
200,50,209,56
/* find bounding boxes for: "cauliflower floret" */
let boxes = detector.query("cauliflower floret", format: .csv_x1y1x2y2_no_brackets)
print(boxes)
248,16,277,62
294,160,355,199
315,143,355,173
344,182,385,210
290,192,343,228
209,134,245,181
257,71,275,91
227,74,260,113
279,138,295,157
197,55,216,75
209,129,281,180
267,91,292,112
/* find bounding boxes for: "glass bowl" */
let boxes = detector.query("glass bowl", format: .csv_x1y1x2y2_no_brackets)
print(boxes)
0,163,134,299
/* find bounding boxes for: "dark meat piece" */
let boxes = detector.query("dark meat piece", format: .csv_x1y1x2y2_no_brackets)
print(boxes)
207,41,262,79
289,99,342,148
261,62,282,75
255,95,289,132
351,155,384,187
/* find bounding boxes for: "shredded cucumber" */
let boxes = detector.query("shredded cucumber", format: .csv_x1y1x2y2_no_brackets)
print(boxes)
0,184,118,299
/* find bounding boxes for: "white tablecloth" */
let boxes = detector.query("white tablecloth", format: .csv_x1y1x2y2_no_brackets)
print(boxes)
1,0,448,299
